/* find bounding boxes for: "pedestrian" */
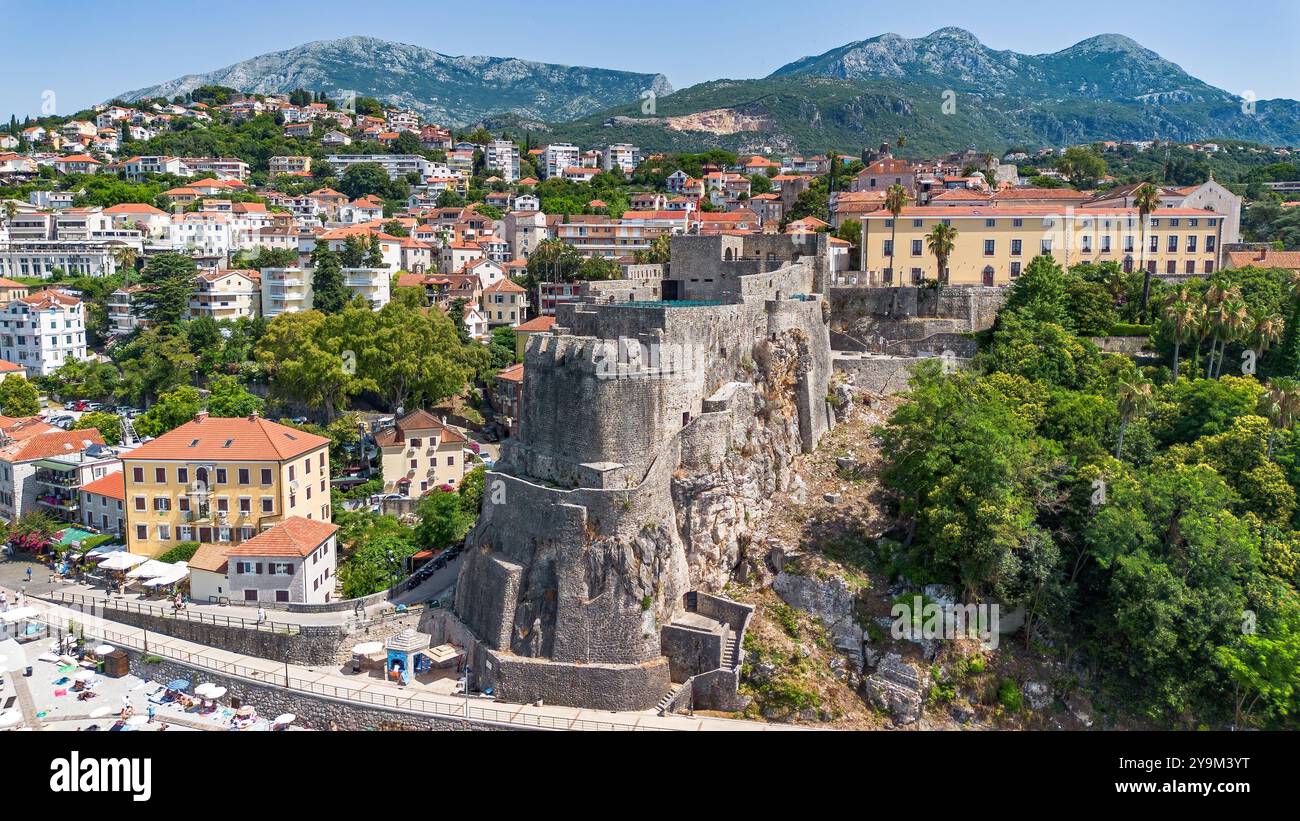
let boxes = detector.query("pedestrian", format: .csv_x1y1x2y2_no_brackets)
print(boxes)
146,705,155,723
257,606,266,625
0,590,7,611
25,567,32,583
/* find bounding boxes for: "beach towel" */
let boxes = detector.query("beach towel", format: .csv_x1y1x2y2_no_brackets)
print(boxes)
54,688,67,697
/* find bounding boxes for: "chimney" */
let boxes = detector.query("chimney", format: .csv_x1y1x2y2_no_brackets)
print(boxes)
194,411,208,423
248,410,259,421
1258,249,1267,262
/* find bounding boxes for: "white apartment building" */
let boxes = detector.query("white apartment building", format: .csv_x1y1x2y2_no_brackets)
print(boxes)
121,155,192,182
269,156,313,176
325,154,437,180
0,290,92,376
190,269,261,322
0,241,121,279
261,268,312,318
544,143,580,180
342,268,390,310
181,157,250,181
603,143,640,175
107,285,148,336
168,212,233,259
486,140,521,182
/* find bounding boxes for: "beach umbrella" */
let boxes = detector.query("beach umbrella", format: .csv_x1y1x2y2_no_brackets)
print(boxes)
89,705,113,718
236,705,256,717
94,645,114,655
166,678,191,691
0,710,21,728
205,686,227,699
274,713,296,726
193,683,215,697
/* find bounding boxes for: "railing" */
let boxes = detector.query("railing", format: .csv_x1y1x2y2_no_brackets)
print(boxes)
47,591,303,635
32,611,663,731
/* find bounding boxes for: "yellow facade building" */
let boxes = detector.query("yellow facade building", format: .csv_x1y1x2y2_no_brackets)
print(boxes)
858,206,1225,286
121,413,332,557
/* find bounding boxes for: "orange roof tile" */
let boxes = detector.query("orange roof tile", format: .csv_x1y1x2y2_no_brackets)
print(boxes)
226,516,338,558
0,428,104,462
80,471,125,500
514,315,556,333
124,415,329,462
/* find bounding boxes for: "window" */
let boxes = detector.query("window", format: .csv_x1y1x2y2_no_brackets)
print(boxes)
1150,235,1159,252
1167,236,1178,253
271,562,293,576
154,467,166,483
1010,262,1022,278
239,497,251,513
153,497,170,512
882,239,893,256
410,438,422,448
1041,239,1053,255
134,496,146,511
260,468,272,485
984,240,995,256
1013,219,1024,228
177,468,188,485
261,497,274,513
985,219,996,228
1166,260,1177,274
1187,236,1198,253
1186,260,1196,274
157,524,170,540
217,497,229,513
1081,236,1093,253
912,219,923,228
1207,236,1217,252
135,524,147,541
178,496,189,512
1205,261,1215,274
911,239,923,256
275,590,290,603
1124,236,1135,252
244,589,258,602
238,468,249,485
216,468,227,484
1101,236,1112,253
1010,239,1022,257
410,459,418,469
132,467,143,483
288,466,295,481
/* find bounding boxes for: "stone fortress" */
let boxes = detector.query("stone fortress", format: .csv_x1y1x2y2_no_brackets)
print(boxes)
449,233,838,711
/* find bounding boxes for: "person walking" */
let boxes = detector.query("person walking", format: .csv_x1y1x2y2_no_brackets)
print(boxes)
257,606,266,625
25,567,32,584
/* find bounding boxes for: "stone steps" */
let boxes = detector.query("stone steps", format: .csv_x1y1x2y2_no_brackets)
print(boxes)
655,683,683,716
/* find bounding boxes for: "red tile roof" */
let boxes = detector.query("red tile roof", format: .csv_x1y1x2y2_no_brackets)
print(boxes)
124,415,329,462
514,315,556,333
0,428,104,462
80,471,125,500
226,516,338,558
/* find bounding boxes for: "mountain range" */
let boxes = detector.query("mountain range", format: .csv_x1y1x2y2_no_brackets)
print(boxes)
115,36,673,128
115,30,1300,152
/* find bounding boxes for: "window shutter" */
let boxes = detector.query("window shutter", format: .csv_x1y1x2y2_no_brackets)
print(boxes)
256,563,263,575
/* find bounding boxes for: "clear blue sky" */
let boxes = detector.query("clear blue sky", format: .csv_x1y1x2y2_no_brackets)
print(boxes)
2,0,1297,120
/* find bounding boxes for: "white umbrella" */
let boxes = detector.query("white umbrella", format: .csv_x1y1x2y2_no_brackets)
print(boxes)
193,683,215,697
0,710,21,728
126,559,173,580
94,645,114,655
89,705,113,718
205,686,227,699
274,713,295,725
351,641,383,656
0,607,38,624
98,552,147,571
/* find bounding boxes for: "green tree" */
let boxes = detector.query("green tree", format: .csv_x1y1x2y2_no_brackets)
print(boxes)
413,489,474,551
926,222,958,284
136,385,204,437
74,411,123,446
884,184,909,283
310,244,346,314
206,374,264,418
1115,378,1154,458
135,253,198,326
0,377,40,416
1135,182,1162,316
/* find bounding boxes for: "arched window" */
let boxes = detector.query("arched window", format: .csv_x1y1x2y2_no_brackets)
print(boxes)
724,248,733,261
1123,255,1134,273
982,266,995,287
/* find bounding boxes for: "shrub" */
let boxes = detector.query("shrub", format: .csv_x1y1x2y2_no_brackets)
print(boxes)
998,678,1023,712
157,542,200,564
1109,323,1155,337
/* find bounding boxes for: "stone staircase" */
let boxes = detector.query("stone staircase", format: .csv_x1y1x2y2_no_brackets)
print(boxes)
720,629,737,669
655,682,684,716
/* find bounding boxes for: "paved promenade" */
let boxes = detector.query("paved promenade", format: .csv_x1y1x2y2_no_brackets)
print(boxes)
6,586,793,732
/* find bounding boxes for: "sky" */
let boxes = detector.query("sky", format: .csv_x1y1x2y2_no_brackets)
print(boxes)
2,0,1298,121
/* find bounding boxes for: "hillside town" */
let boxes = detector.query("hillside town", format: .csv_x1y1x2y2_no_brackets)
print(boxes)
0,69,1299,744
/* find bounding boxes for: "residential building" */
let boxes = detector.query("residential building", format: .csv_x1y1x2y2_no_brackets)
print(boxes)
325,154,436,180
261,268,312,318
29,443,121,524
107,285,149,335
342,267,391,310
269,156,312,176
190,269,261,321
858,206,1226,286
121,412,332,558
0,427,107,522
0,290,90,375
189,517,339,605
375,409,467,497
481,278,528,327
602,143,640,175
79,471,126,536
492,363,523,438
486,140,520,182
513,314,556,360
543,143,580,180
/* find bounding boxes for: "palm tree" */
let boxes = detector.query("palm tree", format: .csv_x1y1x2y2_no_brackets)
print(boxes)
1248,310,1285,360
1214,296,1250,379
1261,379,1300,459
883,184,908,285
110,246,138,287
926,223,958,285
1,199,16,228
1201,280,1238,378
1162,287,1199,381
1134,182,1162,317
1115,378,1154,459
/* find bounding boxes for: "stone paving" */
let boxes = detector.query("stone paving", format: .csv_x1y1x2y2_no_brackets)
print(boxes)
8,585,795,732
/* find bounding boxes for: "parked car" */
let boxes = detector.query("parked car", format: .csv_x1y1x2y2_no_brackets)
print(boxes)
63,401,78,411
85,402,103,412
49,415,75,430
290,416,309,425
117,407,143,418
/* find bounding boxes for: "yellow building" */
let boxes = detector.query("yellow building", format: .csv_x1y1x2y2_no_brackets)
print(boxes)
121,412,332,557
375,409,466,497
481,278,528,327
858,206,1225,286
513,314,556,361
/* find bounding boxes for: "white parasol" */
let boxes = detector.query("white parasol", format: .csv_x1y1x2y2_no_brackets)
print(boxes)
273,713,296,726
351,641,383,656
94,645,114,655
205,686,227,699
193,683,215,697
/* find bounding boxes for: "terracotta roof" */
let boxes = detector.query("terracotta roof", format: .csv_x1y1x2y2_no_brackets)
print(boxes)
1226,250,1300,270
104,202,166,215
930,188,991,201
483,278,525,294
992,188,1093,201
124,414,329,462
496,363,524,383
0,415,56,440
80,471,125,500
859,205,1219,218
373,409,466,448
0,428,104,463
226,516,338,558
17,289,81,310
0,360,24,373
187,542,230,574
515,315,556,333
0,278,25,290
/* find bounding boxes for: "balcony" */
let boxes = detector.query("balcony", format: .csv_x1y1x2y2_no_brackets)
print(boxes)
33,469,80,489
